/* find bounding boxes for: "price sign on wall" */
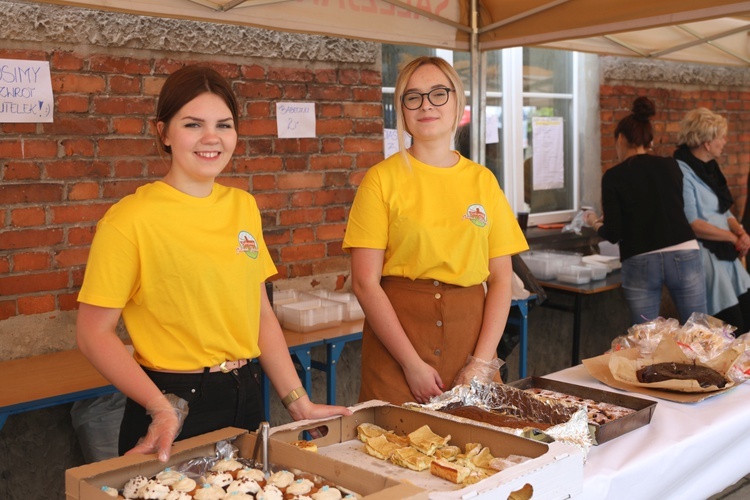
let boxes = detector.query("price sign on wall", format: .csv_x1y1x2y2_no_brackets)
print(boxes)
0,59,54,123
276,102,316,138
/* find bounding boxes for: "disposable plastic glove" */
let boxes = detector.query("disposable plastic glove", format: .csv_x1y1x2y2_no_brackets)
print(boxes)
452,355,504,387
125,393,188,462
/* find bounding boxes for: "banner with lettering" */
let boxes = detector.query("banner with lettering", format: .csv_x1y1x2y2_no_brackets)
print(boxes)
0,59,54,123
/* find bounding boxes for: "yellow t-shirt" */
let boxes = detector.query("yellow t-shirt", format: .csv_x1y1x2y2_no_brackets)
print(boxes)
343,152,528,286
78,181,277,370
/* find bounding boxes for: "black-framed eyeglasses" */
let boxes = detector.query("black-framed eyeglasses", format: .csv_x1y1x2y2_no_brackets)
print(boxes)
401,88,454,110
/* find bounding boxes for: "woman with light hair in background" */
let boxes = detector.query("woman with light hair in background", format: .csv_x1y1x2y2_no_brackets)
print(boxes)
674,107,750,334
343,56,528,405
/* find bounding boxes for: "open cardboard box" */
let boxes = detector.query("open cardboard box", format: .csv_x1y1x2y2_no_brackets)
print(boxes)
65,426,422,500
270,401,584,499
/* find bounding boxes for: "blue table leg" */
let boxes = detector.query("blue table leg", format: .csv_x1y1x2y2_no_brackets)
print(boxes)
261,371,271,422
515,299,530,378
318,332,363,406
509,295,535,379
289,347,314,394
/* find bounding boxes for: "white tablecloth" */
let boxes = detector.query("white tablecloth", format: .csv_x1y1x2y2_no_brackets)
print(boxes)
547,365,750,500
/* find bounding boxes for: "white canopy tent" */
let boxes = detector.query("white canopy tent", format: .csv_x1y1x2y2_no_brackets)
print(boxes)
29,0,750,154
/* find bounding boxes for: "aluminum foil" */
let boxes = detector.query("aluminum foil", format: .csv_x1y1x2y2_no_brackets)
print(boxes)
404,379,593,457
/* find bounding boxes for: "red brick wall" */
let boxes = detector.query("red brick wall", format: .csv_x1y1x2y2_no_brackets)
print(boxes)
0,49,383,320
600,85,750,217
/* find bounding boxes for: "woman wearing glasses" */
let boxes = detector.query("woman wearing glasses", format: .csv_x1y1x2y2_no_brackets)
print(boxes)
343,56,528,404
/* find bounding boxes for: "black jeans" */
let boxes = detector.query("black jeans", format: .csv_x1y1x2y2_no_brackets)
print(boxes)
118,363,264,455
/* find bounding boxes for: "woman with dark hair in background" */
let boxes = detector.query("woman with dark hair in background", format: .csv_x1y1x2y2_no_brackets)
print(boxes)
674,107,750,333
585,96,706,325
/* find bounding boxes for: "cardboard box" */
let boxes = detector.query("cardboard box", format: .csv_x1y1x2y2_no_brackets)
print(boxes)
66,427,422,500
270,401,584,499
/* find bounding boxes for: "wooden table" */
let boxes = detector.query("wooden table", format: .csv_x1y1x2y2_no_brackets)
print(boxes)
538,272,622,366
0,349,118,431
0,324,357,431
0,309,533,428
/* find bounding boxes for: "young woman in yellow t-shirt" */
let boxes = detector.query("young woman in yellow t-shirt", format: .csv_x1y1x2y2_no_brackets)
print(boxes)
343,57,528,405
76,65,350,462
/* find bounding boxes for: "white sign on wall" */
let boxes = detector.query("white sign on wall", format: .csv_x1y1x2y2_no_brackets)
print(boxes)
0,59,54,123
531,116,564,190
276,102,316,138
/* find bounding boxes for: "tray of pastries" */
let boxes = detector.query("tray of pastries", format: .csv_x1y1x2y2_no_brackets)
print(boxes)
509,376,656,444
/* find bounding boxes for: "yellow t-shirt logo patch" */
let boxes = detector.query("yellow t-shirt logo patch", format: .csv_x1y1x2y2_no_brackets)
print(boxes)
237,231,259,259
464,204,488,227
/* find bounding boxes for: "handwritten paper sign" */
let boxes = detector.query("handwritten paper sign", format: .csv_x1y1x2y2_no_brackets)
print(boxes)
276,102,316,138
531,116,564,190
383,128,399,158
383,128,412,158
0,59,54,123
486,112,499,145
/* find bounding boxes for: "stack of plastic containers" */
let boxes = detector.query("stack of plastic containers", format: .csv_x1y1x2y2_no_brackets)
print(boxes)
521,250,615,285
308,290,365,321
272,289,363,332
520,250,583,281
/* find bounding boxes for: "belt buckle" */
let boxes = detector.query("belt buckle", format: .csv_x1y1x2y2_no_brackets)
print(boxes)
219,361,230,373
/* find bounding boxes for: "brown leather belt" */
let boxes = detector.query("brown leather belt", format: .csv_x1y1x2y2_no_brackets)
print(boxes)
150,359,249,374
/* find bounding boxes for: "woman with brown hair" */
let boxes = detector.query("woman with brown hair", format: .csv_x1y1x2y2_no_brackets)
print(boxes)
76,65,349,462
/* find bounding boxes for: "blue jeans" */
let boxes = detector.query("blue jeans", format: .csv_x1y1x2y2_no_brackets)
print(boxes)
621,250,707,325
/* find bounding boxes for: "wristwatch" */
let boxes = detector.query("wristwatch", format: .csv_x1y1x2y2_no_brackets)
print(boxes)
281,386,307,408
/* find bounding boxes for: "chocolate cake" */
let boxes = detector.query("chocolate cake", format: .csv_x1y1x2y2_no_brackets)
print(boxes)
636,362,727,388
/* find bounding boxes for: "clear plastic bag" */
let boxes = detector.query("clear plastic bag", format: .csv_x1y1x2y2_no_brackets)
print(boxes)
562,210,587,235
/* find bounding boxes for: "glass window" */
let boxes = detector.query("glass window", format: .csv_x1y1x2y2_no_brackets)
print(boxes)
522,48,577,214
523,48,572,93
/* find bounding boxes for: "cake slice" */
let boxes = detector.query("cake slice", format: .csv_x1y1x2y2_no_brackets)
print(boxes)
407,425,451,456
390,447,434,471
430,458,471,484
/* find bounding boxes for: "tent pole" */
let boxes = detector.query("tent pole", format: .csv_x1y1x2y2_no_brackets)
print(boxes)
469,0,482,163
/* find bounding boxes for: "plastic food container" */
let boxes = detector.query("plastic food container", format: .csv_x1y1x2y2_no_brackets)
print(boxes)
556,265,593,284
278,298,345,332
584,263,609,281
521,251,583,280
272,289,310,322
309,290,364,321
